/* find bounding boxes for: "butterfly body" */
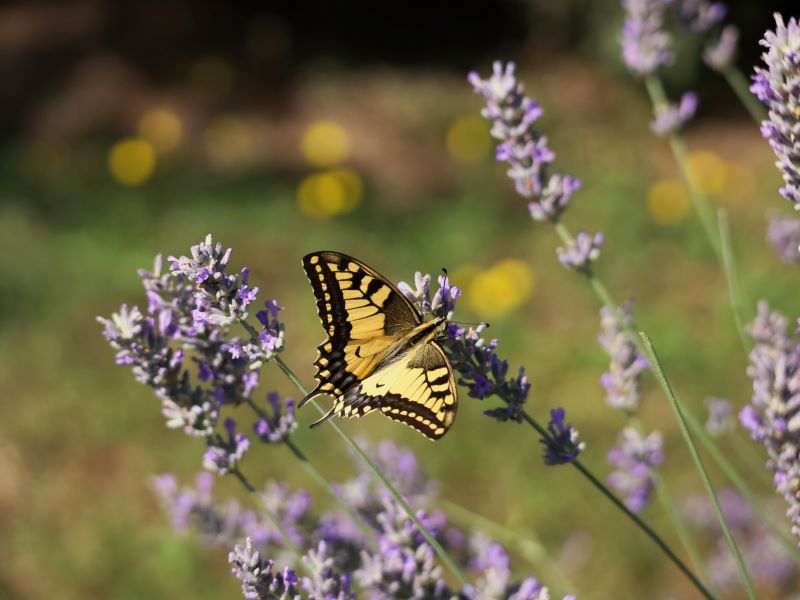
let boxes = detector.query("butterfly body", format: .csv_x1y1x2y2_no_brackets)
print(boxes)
300,251,457,440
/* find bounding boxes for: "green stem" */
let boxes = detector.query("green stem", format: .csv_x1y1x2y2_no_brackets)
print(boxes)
520,411,716,600
440,499,578,598
717,209,751,352
638,333,756,599
684,409,800,559
232,467,309,573
273,355,471,588
243,398,378,549
722,66,767,124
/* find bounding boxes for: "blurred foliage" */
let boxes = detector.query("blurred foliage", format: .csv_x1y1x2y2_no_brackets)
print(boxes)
1,1,799,599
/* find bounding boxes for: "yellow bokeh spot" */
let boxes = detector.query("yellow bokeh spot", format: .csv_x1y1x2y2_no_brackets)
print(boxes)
446,116,491,164
301,120,350,167
137,108,183,154
467,259,535,317
108,138,156,186
298,170,363,219
723,161,756,202
687,151,728,196
204,115,253,169
647,179,691,224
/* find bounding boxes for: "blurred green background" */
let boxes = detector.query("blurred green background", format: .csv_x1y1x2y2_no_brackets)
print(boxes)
1,0,799,598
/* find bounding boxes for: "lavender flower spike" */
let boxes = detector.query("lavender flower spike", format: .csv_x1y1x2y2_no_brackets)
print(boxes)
704,25,740,72
650,91,698,136
598,303,648,412
540,408,585,465
767,214,800,264
469,61,580,222
678,0,727,35
557,231,603,271
751,14,800,206
229,537,300,599
620,0,675,77
204,418,250,475
607,427,664,513
742,301,800,544
254,392,297,444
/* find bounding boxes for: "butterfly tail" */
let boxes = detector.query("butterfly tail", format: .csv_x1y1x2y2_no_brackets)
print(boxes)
309,403,339,429
297,388,319,410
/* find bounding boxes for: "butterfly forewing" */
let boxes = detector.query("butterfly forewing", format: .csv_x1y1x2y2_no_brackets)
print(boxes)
301,252,420,400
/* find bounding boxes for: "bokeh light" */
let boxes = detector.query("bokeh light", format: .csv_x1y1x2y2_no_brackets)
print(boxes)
687,151,728,196
204,115,254,169
647,178,691,224
446,116,491,163
467,259,535,317
107,138,156,186
297,169,364,219
301,120,350,167
137,108,183,155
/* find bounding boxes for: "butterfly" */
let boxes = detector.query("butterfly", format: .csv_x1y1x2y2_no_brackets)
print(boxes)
298,251,457,440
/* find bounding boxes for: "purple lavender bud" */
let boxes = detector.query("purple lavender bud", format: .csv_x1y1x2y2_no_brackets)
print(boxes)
620,0,675,77
254,392,297,444
470,61,580,222
650,91,698,136
607,427,663,513
204,418,250,475
301,541,356,600
557,231,604,270
704,396,734,436
751,15,800,206
430,274,461,320
703,25,740,72
397,272,432,313
229,537,301,599
598,303,648,412
767,214,800,263
540,408,585,465
743,300,800,544
169,234,258,327
678,0,727,34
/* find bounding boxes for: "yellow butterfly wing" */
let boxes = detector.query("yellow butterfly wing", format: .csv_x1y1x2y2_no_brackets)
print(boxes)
300,251,420,403
346,341,457,440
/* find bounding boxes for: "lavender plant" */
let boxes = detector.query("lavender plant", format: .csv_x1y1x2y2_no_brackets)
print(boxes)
751,14,800,207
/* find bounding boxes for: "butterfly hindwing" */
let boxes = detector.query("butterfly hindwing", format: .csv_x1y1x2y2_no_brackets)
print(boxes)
301,252,420,401
342,341,457,440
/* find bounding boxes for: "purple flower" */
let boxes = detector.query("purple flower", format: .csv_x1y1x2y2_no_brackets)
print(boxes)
540,408,585,465
229,537,301,599
704,396,734,436
704,25,739,72
598,303,648,412
607,427,664,513
742,301,800,543
301,541,356,600
469,61,580,222
678,0,727,34
397,272,432,313
767,214,800,263
204,418,250,475
254,392,297,444
650,91,698,136
620,0,674,77
557,231,604,271
169,234,258,327
751,15,800,205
